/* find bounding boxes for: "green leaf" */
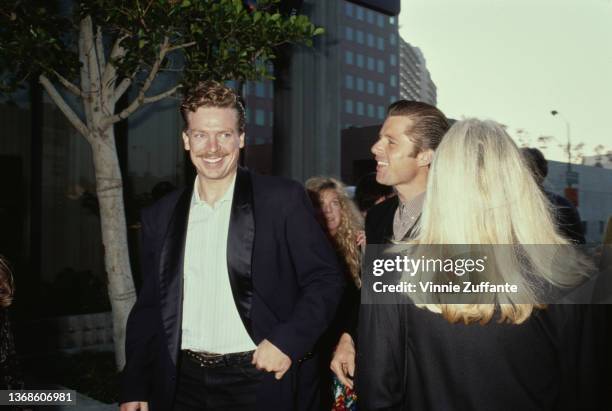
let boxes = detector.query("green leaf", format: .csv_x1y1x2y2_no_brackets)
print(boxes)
313,27,325,36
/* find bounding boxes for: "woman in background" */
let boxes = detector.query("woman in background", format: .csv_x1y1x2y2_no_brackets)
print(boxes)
357,119,606,410
305,177,363,411
1,255,23,392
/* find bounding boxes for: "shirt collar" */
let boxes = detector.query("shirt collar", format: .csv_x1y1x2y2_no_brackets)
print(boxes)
398,191,426,218
192,173,236,208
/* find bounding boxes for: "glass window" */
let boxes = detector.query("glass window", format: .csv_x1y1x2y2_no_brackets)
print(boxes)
367,104,375,118
390,95,397,103
255,109,265,126
378,105,385,119
356,53,364,68
345,2,353,17
246,108,251,123
389,16,396,25
390,33,397,45
268,83,273,98
390,75,397,87
356,77,364,92
345,50,354,65
345,74,354,90
356,101,364,115
377,59,385,74
367,80,375,94
255,82,265,97
345,26,353,41
356,6,364,20
377,82,385,96
367,10,374,24
377,36,385,51
377,14,384,28
367,57,375,71
268,111,274,127
356,30,364,44
367,33,375,47
345,99,353,114
390,54,397,66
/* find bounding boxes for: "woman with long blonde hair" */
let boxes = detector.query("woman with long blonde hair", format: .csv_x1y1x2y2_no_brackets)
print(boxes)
357,119,606,410
305,177,363,411
306,177,363,289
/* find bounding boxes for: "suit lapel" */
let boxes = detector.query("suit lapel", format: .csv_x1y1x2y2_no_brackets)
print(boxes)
226,167,256,341
159,186,192,365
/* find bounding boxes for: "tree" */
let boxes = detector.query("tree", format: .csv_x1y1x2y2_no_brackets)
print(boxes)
0,0,322,369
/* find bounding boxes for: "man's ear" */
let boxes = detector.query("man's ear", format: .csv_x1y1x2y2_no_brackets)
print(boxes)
417,149,434,167
239,132,245,149
182,131,190,151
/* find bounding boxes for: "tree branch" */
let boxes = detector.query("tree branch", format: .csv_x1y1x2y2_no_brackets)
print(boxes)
106,84,181,126
102,37,172,128
39,74,91,141
167,41,197,53
96,25,106,71
78,17,94,127
113,70,138,104
52,70,84,97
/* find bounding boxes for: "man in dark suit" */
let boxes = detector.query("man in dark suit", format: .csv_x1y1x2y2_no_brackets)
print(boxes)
330,100,449,391
119,81,344,411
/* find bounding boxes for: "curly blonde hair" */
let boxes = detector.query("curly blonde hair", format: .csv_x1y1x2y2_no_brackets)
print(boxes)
0,255,14,308
306,177,363,288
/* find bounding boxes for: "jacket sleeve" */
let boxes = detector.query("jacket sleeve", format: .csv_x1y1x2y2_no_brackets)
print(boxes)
119,207,162,403
356,301,407,411
267,184,346,361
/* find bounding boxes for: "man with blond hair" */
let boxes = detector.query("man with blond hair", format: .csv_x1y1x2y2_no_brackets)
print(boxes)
120,81,344,411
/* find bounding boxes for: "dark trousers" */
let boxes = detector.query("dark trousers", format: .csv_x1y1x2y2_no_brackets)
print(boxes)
173,351,264,411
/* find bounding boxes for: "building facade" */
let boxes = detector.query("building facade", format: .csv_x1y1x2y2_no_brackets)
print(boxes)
399,37,437,105
340,0,400,129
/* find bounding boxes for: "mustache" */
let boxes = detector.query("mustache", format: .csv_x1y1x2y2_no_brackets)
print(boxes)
194,151,229,158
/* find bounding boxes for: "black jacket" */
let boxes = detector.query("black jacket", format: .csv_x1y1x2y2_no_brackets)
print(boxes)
120,168,345,411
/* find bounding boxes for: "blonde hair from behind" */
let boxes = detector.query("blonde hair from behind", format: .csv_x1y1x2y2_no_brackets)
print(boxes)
413,118,590,324
305,177,363,288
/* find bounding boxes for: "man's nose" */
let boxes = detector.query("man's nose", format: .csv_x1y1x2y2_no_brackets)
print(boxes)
207,136,219,152
371,140,382,155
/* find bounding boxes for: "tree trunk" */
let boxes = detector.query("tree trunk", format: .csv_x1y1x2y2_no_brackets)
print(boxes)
91,131,136,370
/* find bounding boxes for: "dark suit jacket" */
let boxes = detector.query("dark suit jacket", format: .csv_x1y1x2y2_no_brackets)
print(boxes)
365,196,400,245
120,168,345,411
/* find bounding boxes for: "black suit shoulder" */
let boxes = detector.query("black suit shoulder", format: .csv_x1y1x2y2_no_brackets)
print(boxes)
366,195,398,244
251,173,304,196
250,173,310,213
140,189,185,234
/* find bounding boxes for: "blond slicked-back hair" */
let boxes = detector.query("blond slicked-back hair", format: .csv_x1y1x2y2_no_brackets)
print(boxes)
306,177,363,288
413,118,590,324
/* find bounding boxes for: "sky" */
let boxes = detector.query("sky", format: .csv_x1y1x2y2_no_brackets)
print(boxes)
398,0,612,162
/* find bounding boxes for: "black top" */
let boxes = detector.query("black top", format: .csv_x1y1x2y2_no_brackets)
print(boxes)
356,300,607,411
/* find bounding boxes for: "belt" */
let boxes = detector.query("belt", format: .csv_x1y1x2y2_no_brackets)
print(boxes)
183,349,254,368
182,349,314,368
